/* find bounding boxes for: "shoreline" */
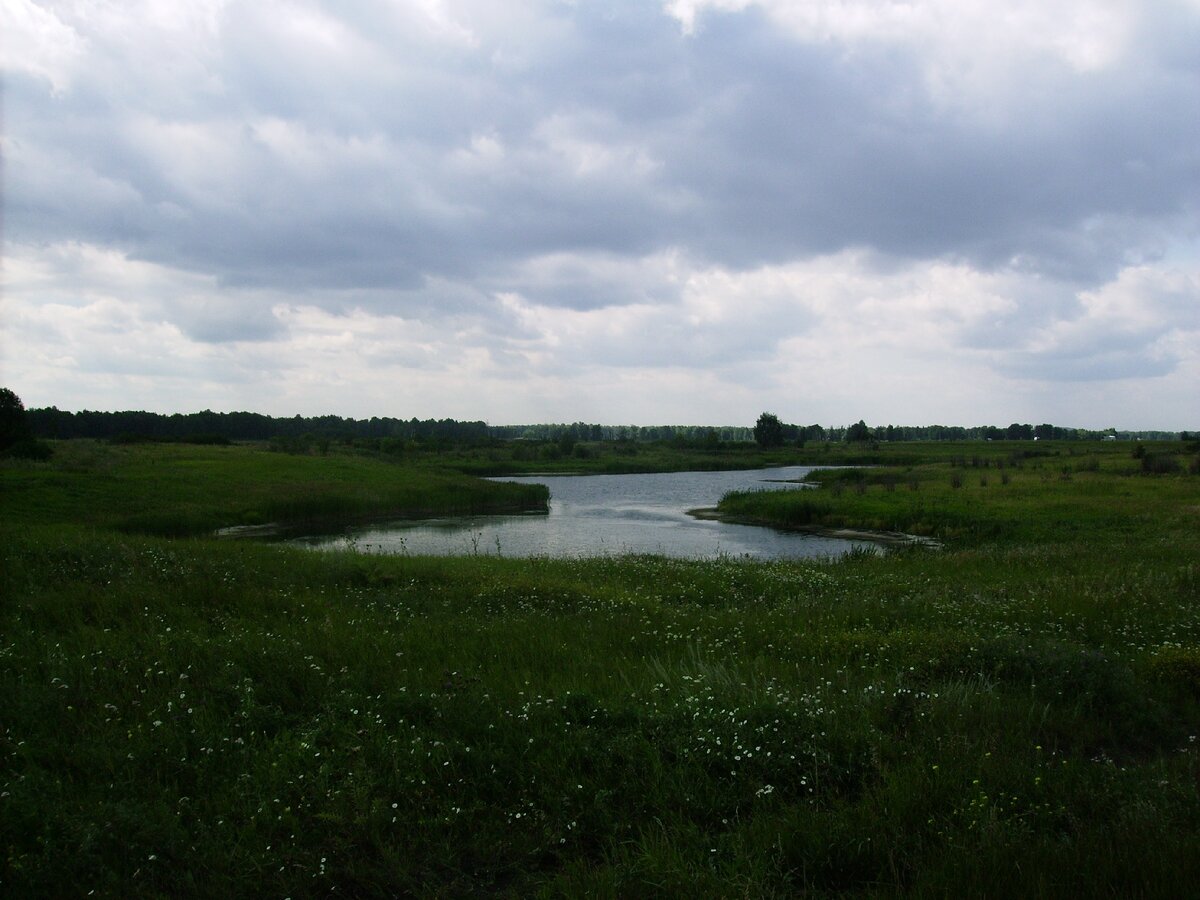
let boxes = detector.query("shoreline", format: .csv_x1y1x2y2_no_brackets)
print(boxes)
214,503,550,541
687,507,942,549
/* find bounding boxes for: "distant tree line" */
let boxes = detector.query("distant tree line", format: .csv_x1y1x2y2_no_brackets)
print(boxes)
489,423,757,443
26,407,493,445
829,421,1182,443
25,409,759,446
852,423,1184,442
23,403,1189,447
758,413,1184,446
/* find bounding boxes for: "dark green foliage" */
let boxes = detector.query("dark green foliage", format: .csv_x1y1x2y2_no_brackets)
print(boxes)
183,433,233,446
27,406,494,445
753,412,784,448
1006,423,1034,440
1,387,33,449
1,389,53,460
845,419,871,442
557,429,577,456
28,404,1184,448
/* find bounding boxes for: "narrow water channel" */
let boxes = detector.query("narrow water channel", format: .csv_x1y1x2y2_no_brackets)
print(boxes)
290,466,877,560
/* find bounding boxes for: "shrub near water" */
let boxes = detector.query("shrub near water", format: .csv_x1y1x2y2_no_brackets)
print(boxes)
3,439,1200,895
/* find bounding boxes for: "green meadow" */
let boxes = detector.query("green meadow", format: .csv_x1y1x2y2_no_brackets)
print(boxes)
3,439,1199,896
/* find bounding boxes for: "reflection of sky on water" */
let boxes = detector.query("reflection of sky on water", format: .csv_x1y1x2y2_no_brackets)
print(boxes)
292,466,877,560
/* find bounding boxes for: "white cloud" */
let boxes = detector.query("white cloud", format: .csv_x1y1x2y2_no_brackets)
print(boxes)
666,0,1144,126
3,1,1199,429
0,0,86,94
1001,265,1200,380
4,239,1197,426
667,0,1135,71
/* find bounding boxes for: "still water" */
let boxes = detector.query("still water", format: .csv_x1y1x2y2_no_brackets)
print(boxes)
290,466,877,560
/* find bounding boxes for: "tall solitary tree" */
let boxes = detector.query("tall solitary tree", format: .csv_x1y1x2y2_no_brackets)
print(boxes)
845,420,871,442
754,412,785,448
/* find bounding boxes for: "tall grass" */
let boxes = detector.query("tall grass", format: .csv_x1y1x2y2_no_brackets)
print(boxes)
2,440,1199,895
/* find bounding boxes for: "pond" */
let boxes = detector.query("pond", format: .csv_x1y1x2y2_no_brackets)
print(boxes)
288,466,879,560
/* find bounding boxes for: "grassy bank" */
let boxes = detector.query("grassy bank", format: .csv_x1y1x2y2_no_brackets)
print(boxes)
717,440,1200,544
0,440,548,537
2,441,1200,896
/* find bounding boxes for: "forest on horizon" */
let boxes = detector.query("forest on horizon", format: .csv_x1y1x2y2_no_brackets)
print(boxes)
22,403,1186,446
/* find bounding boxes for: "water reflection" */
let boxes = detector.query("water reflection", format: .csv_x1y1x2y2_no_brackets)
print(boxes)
290,465,877,560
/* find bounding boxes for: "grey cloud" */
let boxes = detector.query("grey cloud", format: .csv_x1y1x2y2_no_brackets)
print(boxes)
6,0,1200,318
1000,347,1178,383
651,9,1199,280
168,297,285,344
955,279,1085,351
487,250,685,311
521,295,816,378
992,268,1200,381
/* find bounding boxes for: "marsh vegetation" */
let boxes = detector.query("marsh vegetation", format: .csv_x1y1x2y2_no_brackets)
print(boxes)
2,438,1199,895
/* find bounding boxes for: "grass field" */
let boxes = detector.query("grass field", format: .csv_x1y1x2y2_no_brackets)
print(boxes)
2,439,1199,896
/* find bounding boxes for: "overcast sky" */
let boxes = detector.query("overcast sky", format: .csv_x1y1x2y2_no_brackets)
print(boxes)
3,0,1198,428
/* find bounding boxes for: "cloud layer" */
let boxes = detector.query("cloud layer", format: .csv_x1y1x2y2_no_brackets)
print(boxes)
3,0,1198,427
